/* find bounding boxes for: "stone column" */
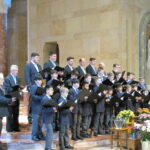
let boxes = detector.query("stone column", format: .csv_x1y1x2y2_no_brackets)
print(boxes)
0,0,11,74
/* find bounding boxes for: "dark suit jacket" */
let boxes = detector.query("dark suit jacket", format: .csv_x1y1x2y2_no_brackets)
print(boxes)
76,66,87,76
86,64,97,76
64,65,74,76
58,97,71,126
0,88,11,117
4,74,20,106
41,95,55,124
24,62,42,86
68,88,81,114
43,60,58,69
4,74,19,94
96,95,106,113
30,84,43,114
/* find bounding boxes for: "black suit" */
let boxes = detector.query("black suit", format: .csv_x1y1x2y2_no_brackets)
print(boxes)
86,64,97,76
76,66,87,76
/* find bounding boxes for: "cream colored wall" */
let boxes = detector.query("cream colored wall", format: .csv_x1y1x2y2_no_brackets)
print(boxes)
7,0,27,82
27,0,150,78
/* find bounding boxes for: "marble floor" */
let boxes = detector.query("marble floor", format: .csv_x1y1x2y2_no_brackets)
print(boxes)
0,101,126,150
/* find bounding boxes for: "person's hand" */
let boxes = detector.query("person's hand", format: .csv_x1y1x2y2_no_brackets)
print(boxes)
106,98,110,102
53,107,57,112
103,90,107,95
84,96,88,101
69,106,74,112
11,97,16,102
93,99,97,103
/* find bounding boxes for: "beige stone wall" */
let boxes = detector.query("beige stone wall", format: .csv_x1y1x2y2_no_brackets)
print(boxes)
28,0,150,78
7,0,27,82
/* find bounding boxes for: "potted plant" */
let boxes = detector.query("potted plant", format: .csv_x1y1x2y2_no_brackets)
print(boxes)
117,110,135,124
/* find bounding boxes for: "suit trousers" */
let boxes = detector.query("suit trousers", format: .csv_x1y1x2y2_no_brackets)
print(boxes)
105,112,114,131
45,123,53,150
32,114,43,137
93,112,104,134
72,113,82,138
82,115,92,135
6,106,19,132
59,124,69,149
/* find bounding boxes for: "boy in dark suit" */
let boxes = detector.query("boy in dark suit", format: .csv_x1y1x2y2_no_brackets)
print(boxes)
86,57,97,76
80,82,93,138
30,74,44,141
41,85,57,150
58,87,74,150
68,79,82,141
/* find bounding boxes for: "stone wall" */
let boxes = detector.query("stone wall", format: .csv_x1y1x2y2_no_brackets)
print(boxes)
27,0,150,78
0,13,7,74
7,0,27,81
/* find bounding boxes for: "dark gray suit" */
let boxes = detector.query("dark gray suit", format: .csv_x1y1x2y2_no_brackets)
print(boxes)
4,74,20,132
0,87,11,136
86,64,97,76
76,66,87,76
44,60,58,69
24,62,42,86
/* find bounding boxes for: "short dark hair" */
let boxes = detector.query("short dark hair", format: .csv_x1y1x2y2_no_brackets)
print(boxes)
113,64,119,67
49,51,56,56
51,70,58,74
89,57,96,61
45,85,53,91
34,73,43,81
72,78,79,84
31,52,39,58
67,57,74,61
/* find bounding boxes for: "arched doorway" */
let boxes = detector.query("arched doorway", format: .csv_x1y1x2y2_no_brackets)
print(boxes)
43,42,59,64
139,11,150,86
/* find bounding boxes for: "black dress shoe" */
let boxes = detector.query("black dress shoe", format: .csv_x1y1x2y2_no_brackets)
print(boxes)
65,145,74,149
38,135,45,140
94,133,98,137
14,129,20,132
71,137,78,141
77,136,83,140
32,136,40,141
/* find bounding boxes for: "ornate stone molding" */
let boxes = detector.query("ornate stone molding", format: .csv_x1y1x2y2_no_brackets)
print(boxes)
0,0,11,14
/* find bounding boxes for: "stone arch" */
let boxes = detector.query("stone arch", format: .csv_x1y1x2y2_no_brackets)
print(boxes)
139,11,150,84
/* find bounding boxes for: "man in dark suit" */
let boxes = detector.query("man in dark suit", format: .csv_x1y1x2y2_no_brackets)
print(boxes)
0,73,16,138
64,57,74,77
30,74,44,141
24,52,42,123
4,65,20,132
93,88,107,136
76,58,87,76
44,51,58,69
24,53,42,87
112,64,121,79
58,87,74,150
86,57,97,76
